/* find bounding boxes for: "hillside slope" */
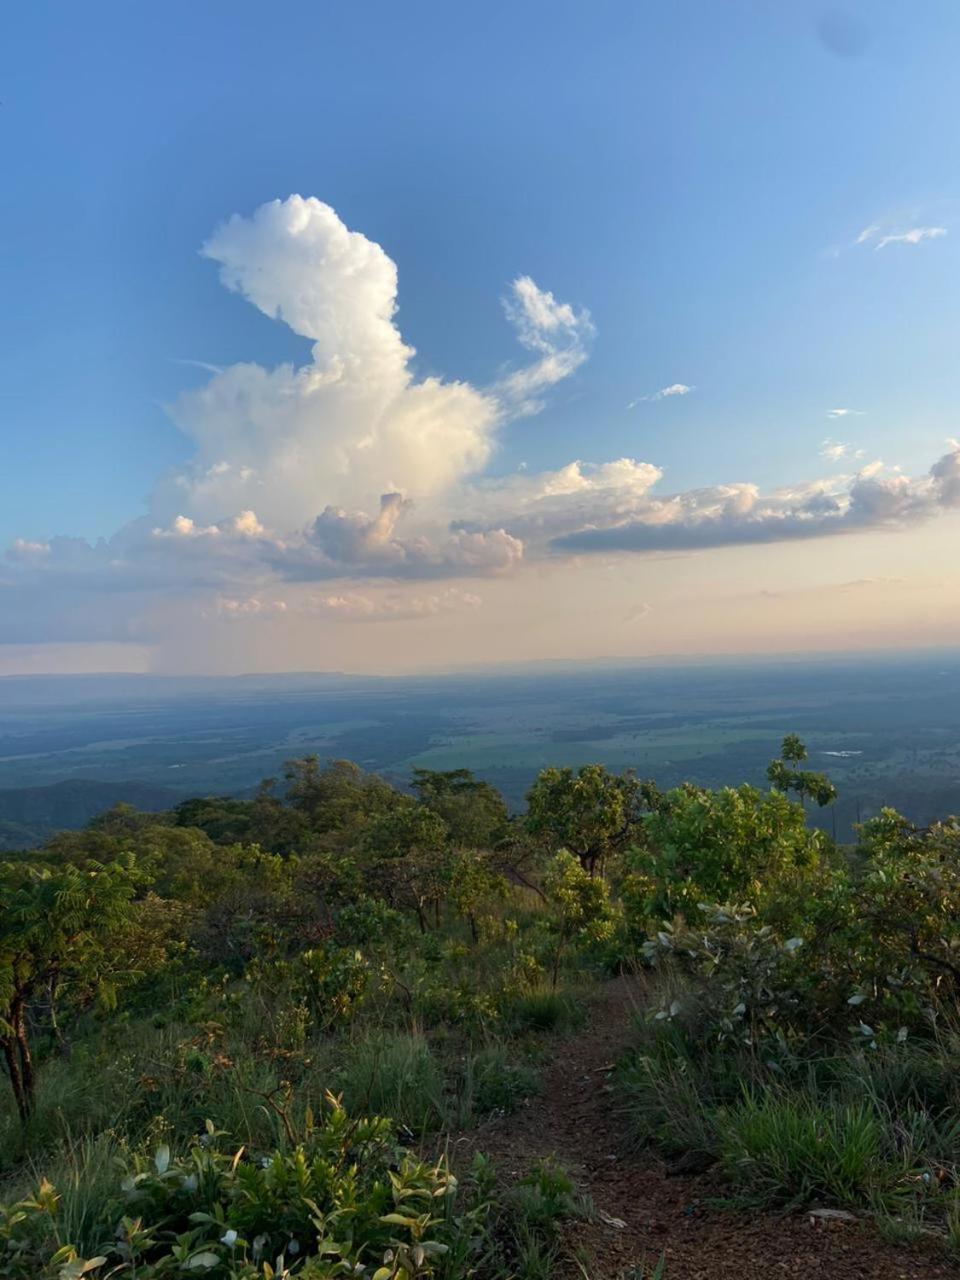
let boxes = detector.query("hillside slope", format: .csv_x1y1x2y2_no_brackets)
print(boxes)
0,779,180,849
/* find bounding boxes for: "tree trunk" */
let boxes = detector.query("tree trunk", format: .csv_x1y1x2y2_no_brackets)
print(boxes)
551,932,568,990
2,1035,29,1125
48,973,71,1059
12,999,35,1115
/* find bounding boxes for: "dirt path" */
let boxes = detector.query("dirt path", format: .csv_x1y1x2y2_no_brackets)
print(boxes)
454,974,957,1279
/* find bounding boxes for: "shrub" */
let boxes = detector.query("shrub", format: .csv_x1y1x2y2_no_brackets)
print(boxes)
642,903,813,1060
628,782,828,923
0,1100,457,1279
542,852,616,985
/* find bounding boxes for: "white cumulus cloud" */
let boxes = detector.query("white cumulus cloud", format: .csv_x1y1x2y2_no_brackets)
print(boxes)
157,196,501,529
549,447,960,555
5,195,960,658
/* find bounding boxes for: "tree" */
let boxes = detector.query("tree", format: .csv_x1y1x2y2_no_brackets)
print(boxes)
854,810,960,1001
525,764,642,875
363,802,450,931
247,777,310,855
0,859,141,1121
172,795,255,844
630,782,828,924
41,822,252,908
767,735,837,808
447,849,508,942
411,768,509,848
542,851,615,986
284,757,399,847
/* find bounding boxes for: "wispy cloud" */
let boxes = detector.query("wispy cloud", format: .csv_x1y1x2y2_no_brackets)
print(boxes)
827,408,864,419
820,439,865,463
857,224,947,251
497,276,594,413
820,440,848,462
215,587,482,624
628,383,693,409
877,227,947,249
170,357,225,375
623,600,653,624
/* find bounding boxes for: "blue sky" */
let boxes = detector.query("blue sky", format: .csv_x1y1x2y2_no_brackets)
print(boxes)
2,2,959,673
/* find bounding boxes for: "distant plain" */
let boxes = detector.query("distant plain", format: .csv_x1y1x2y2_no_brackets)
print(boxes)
2,652,960,846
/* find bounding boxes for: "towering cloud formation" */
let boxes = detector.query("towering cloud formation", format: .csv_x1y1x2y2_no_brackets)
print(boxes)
3,195,960,662
155,196,592,531
157,196,498,527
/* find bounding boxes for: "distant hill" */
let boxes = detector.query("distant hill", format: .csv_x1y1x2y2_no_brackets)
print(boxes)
0,779,181,850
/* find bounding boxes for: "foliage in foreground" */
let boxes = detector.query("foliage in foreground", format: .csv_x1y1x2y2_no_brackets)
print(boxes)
0,1098,584,1279
6,735,960,1269
621,769,960,1245
0,758,609,1277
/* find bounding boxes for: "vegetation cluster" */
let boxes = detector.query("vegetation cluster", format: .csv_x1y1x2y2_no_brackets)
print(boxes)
2,736,960,1274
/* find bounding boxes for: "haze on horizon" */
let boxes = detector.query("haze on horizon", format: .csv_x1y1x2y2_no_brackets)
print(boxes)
2,2,959,679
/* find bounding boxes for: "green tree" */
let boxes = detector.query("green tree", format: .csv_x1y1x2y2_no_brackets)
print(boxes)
447,849,508,942
40,822,259,909
411,768,509,848
852,809,960,1007
767,734,837,808
172,795,255,844
542,850,615,986
0,859,141,1121
526,764,642,875
284,757,399,846
629,782,828,924
247,777,310,855
364,802,450,931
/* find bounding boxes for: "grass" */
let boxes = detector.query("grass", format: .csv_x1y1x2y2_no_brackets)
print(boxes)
496,1160,594,1280
620,973,960,1246
503,990,585,1035
335,1030,448,1133
715,1092,886,1207
460,1044,540,1117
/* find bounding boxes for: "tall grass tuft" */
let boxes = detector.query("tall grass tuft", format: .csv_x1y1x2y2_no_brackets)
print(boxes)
335,1030,447,1132
716,1091,886,1207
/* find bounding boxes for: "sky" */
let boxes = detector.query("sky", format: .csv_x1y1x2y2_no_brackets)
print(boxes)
1,0,959,676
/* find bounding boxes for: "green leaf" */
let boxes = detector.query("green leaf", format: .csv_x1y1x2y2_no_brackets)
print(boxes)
59,1259,108,1280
